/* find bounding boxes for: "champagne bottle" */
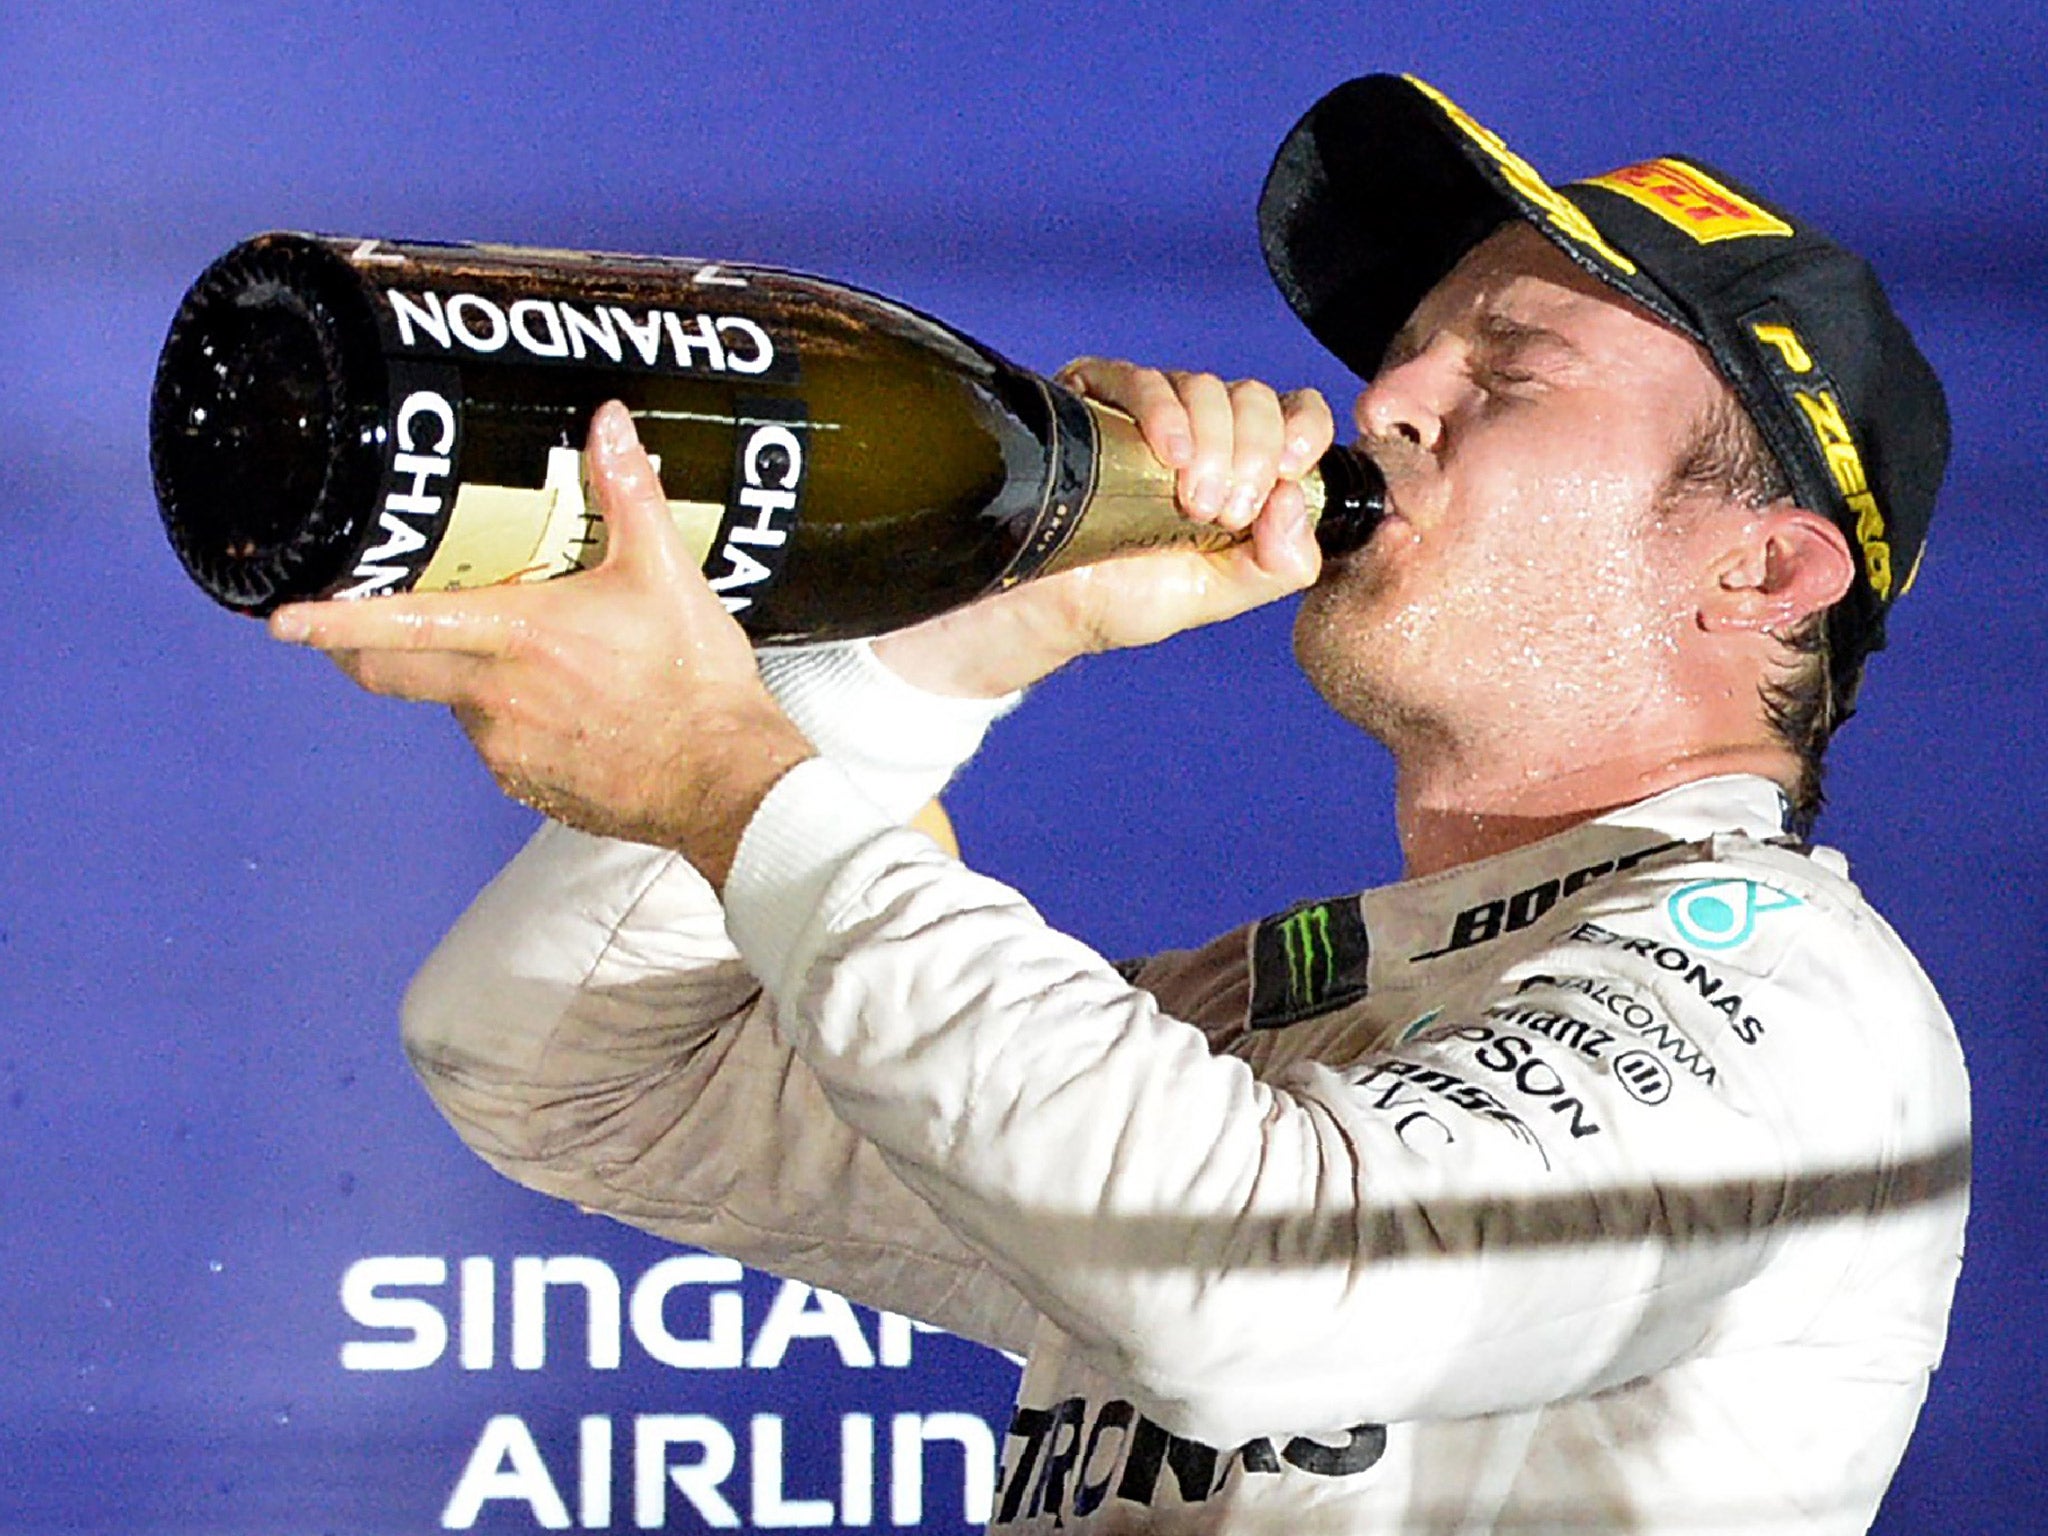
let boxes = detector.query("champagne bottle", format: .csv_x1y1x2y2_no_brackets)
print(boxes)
149,232,1384,643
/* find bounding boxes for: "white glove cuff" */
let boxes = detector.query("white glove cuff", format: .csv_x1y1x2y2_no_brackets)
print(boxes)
756,641,1022,820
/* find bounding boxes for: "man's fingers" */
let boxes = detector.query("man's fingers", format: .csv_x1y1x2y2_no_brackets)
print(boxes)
1171,370,1235,520
330,645,493,705
1276,388,1336,477
1059,357,1195,470
1247,481,1322,588
270,589,529,656
584,400,754,648
1219,379,1287,531
1057,361,1303,532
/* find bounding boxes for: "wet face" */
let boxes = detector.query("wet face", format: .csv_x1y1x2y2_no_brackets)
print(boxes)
1295,223,1727,751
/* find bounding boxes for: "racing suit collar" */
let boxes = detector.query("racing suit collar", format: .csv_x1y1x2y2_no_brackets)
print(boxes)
1394,773,1789,897
1360,773,1793,985
1578,772,1791,845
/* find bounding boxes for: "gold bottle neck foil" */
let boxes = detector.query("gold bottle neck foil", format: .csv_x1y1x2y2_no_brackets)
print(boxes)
1038,398,1331,577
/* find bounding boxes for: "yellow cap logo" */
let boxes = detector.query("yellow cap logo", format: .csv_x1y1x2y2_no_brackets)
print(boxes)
1405,76,1638,277
1792,385,1893,600
1584,159,1795,244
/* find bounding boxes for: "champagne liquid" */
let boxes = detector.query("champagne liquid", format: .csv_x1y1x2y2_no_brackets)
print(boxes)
151,234,1381,642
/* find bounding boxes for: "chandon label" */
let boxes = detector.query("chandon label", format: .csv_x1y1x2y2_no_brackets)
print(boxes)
381,288,798,381
341,363,464,598
707,400,808,616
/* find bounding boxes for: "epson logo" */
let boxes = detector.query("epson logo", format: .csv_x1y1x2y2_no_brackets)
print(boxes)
707,409,807,616
342,386,458,598
386,289,778,377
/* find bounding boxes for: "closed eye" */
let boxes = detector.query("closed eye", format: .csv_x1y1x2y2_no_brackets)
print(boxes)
1472,313,1582,391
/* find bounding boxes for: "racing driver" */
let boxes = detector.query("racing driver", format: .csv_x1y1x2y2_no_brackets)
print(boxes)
273,74,1970,1532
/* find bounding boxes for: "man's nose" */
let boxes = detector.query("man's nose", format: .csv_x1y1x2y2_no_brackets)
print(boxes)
1354,351,1450,455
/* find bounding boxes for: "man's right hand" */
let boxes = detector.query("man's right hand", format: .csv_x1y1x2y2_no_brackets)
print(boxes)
872,359,1335,699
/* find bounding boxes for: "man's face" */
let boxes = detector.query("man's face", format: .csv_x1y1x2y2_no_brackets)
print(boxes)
1294,222,1729,750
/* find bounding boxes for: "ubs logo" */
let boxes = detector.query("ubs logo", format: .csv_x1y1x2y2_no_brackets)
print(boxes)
1611,1050,1672,1106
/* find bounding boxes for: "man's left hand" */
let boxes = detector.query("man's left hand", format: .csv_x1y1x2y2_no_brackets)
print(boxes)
268,400,815,888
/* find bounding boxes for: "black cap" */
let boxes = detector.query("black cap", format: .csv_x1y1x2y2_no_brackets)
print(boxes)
1258,73,1949,718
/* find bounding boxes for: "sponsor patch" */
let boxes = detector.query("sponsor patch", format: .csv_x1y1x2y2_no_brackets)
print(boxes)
997,1399,1385,1524
1665,879,1802,952
1570,921,1772,1045
1743,302,1896,598
1443,1026,1605,1138
1583,159,1794,244
1404,75,1638,276
1513,973,1720,1087
1250,897,1371,1028
1793,385,1893,599
1611,1049,1673,1105
1411,841,1682,963
1350,1058,1551,1166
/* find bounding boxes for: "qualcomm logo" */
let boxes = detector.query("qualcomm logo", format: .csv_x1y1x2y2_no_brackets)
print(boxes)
1665,880,1801,951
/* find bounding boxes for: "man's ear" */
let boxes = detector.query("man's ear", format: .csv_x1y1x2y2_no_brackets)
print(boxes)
1698,503,1856,635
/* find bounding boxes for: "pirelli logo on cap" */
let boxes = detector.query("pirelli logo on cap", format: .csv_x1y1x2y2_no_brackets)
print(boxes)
1404,75,1639,277
1585,159,1795,244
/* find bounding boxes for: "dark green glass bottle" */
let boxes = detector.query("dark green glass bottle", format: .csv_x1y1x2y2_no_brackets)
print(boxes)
149,233,1383,642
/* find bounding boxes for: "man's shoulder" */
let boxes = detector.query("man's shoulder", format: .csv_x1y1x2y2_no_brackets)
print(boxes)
1519,829,1964,1112
1562,828,1904,988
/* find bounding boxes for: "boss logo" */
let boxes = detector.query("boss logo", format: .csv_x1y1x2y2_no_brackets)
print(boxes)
1412,842,1680,962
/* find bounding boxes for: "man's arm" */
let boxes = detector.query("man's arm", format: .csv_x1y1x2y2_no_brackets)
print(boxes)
398,815,1046,1355
271,374,1341,1396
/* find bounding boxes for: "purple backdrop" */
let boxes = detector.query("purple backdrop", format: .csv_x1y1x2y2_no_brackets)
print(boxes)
2,1,2042,1529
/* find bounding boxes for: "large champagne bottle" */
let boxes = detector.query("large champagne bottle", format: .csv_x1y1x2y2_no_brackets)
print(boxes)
149,233,1383,643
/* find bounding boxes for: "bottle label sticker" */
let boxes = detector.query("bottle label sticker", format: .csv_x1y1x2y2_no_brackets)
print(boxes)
706,399,809,616
413,446,593,591
414,446,723,593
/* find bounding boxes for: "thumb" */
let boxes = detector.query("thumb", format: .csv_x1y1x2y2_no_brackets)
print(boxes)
586,400,694,583
1248,481,1323,589
1206,481,1322,614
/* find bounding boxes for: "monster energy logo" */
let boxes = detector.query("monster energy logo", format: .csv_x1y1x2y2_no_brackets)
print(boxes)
1280,903,1339,1010
1251,896,1370,1029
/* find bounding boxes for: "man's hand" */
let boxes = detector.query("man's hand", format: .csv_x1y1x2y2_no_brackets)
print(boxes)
874,360,1334,699
268,401,814,888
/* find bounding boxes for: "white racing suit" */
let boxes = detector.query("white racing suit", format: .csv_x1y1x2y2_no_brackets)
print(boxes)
402,643,1969,1533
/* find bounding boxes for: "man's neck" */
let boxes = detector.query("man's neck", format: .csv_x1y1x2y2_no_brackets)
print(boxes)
1392,740,1794,879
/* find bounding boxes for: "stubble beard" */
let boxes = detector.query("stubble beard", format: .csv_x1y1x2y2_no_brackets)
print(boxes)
1291,557,1453,754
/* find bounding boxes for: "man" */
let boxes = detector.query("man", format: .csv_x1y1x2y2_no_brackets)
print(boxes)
274,75,1968,1532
